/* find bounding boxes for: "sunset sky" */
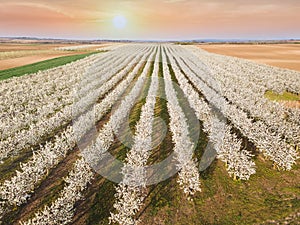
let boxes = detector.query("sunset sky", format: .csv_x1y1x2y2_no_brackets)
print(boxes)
0,0,299,40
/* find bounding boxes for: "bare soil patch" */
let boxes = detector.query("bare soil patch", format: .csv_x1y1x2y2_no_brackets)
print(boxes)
283,100,300,109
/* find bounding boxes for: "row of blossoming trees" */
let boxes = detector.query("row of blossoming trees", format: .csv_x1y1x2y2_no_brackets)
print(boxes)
0,43,299,224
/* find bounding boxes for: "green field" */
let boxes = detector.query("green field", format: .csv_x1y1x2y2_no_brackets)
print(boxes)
0,52,101,81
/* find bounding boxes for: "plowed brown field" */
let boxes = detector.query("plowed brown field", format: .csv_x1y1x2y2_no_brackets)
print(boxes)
198,44,300,72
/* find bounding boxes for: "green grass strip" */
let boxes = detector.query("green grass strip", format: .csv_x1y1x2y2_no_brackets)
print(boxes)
0,51,101,81
265,90,300,101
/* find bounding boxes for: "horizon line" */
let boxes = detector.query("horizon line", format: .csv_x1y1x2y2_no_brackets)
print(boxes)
1,36,300,42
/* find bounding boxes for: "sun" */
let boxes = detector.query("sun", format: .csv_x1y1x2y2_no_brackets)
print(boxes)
113,15,127,29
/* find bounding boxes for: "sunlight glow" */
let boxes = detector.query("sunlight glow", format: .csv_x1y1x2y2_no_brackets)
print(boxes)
113,15,127,29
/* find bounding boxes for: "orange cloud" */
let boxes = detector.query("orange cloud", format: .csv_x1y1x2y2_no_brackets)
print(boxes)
1,0,299,39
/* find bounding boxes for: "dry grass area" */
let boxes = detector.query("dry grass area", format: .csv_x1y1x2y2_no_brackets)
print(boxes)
198,44,300,72
0,43,60,52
